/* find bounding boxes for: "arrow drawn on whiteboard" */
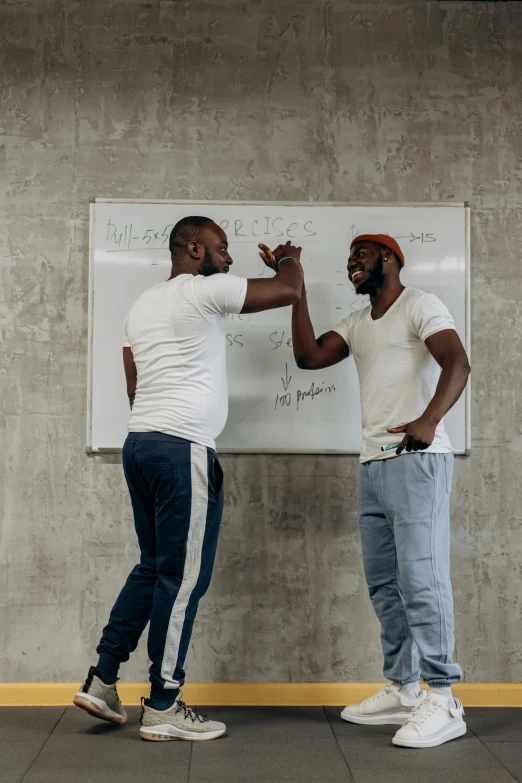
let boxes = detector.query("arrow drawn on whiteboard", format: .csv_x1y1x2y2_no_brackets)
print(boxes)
393,233,436,243
281,363,292,392
394,233,422,242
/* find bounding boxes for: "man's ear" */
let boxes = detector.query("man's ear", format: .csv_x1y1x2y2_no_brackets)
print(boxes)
382,250,397,266
187,240,202,260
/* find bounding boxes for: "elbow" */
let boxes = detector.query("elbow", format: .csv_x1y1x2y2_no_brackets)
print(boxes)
459,355,471,377
449,356,470,384
295,355,316,370
444,353,470,377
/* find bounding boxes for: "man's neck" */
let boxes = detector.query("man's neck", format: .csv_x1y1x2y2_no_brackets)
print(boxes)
369,280,405,320
169,261,197,280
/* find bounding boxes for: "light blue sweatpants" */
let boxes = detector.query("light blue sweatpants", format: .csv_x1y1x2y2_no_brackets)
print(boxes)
358,452,462,688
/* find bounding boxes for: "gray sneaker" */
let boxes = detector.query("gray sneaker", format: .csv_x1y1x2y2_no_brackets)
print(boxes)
140,693,226,741
73,666,127,725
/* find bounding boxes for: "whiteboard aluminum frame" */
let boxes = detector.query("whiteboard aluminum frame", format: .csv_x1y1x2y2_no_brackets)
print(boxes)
87,199,471,455
86,201,96,452
464,204,471,454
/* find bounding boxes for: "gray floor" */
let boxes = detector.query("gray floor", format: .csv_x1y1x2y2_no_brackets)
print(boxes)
3,705,522,783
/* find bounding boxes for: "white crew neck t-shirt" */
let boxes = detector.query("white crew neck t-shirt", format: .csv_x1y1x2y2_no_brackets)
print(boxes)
333,287,456,463
123,273,247,450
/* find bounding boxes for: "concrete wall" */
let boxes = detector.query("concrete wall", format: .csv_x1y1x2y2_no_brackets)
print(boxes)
1,0,522,684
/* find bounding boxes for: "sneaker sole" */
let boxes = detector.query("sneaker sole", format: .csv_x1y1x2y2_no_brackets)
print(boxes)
392,720,467,748
341,710,412,726
140,725,226,742
73,693,127,725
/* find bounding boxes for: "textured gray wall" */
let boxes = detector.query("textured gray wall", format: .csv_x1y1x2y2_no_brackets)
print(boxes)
1,0,521,684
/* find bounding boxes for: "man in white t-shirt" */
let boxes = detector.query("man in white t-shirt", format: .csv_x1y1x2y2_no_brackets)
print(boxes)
74,217,303,741
287,233,470,749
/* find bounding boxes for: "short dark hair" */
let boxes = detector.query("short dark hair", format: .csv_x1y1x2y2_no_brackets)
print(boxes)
169,216,213,256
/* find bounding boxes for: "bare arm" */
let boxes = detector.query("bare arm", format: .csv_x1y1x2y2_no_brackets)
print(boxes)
240,242,303,314
388,329,470,454
292,281,349,370
423,330,471,424
123,347,137,409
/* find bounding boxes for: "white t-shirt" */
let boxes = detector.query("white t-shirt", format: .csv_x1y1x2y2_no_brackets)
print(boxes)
123,273,247,450
333,287,455,463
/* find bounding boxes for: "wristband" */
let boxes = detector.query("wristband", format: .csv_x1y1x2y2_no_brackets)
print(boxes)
277,256,297,269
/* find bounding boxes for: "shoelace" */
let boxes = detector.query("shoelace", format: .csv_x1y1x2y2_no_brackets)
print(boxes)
175,694,209,724
366,685,394,704
403,698,439,726
139,694,209,724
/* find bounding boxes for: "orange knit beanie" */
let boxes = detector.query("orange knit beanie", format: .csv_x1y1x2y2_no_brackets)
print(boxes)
350,234,405,267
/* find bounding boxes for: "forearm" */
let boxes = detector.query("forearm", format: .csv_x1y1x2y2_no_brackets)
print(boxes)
423,357,470,424
276,257,303,296
123,347,137,410
292,288,319,366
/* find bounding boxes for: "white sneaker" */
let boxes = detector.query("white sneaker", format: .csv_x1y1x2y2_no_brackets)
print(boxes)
140,693,226,742
392,690,467,748
341,683,425,726
73,666,127,725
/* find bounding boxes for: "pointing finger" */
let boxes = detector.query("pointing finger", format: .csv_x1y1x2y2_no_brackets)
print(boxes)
396,435,408,456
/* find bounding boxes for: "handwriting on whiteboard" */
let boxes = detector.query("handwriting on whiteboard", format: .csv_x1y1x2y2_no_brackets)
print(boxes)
104,217,319,254
274,364,336,412
218,217,317,241
350,223,437,245
225,330,339,412
394,233,436,244
104,219,436,261
105,220,173,252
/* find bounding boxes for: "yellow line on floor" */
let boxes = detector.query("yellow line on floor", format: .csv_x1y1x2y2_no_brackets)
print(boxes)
1,683,521,707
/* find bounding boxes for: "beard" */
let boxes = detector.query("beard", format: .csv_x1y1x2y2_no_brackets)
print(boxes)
198,247,220,277
356,256,384,296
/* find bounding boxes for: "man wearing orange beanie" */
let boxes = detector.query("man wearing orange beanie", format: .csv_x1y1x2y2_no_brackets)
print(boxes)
284,233,469,748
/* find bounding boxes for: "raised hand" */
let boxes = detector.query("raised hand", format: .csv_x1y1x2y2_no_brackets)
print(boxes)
258,240,302,272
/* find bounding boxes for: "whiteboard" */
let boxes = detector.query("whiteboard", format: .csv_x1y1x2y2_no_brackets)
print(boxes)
87,200,470,454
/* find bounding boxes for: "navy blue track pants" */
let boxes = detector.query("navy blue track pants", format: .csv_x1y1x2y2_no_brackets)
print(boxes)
96,432,224,701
